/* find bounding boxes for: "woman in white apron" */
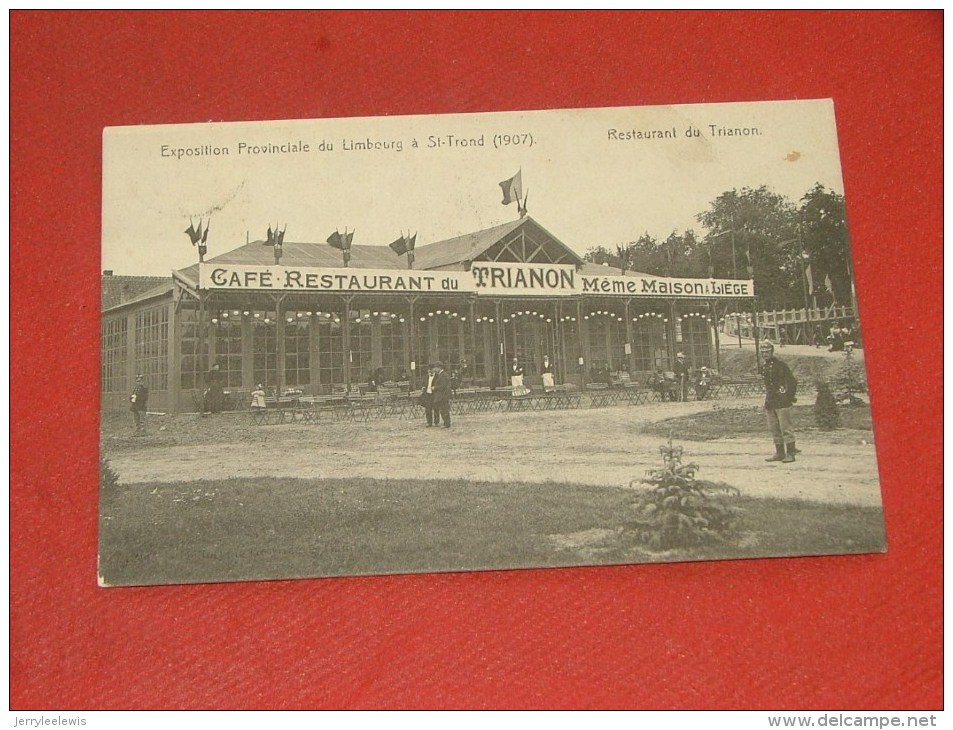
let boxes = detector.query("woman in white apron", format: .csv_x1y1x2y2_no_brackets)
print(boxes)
510,357,527,395
541,355,555,392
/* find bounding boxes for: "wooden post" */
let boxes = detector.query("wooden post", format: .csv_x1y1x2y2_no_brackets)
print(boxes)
709,300,721,373
274,293,286,395
342,295,352,390
408,296,417,388
624,298,634,373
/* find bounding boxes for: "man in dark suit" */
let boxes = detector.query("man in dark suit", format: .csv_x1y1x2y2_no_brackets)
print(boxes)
673,352,689,402
420,363,438,426
431,361,453,429
204,363,225,414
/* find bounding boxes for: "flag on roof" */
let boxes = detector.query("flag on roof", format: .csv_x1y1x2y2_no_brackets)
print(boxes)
201,220,210,244
185,221,202,245
389,236,408,256
499,170,522,206
329,229,353,265
389,233,417,256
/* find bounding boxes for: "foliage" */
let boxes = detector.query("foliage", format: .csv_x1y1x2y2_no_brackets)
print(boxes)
696,186,800,309
831,349,867,405
624,437,742,550
799,184,851,307
100,455,121,490
583,182,853,312
813,380,841,431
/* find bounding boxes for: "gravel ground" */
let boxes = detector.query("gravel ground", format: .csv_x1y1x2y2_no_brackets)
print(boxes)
103,395,883,508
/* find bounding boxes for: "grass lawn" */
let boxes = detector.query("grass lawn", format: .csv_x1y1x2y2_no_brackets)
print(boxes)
99,475,886,586
642,403,873,441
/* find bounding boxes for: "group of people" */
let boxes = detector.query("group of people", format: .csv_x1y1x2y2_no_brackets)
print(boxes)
509,355,556,395
128,344,801,468
418,361,453,428
825,323,855,352
648,353,712,402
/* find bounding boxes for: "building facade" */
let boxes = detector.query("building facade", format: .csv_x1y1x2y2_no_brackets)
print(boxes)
101,217,754,412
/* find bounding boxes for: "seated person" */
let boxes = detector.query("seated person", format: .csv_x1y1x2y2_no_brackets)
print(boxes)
251,384,267,410
369,366,386,390
694,367,712,400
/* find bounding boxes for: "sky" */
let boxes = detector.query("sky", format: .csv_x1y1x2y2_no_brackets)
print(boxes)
102,99,846,276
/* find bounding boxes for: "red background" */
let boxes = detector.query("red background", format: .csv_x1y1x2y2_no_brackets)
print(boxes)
10,11,942,709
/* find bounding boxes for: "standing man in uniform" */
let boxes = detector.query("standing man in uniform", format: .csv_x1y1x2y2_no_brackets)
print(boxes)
432,361,453,429
130,374,149,436
761,340,799,463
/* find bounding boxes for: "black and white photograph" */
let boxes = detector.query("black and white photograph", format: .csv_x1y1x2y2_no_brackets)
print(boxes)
98,99,885,586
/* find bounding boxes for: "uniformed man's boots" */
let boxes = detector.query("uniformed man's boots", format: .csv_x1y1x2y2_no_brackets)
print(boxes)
782,443,796,463
765,443,786,462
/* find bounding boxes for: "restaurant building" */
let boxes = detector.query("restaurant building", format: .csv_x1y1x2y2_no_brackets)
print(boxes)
101,216,754,412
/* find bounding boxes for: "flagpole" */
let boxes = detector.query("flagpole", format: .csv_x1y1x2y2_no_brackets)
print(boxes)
796,222,811,343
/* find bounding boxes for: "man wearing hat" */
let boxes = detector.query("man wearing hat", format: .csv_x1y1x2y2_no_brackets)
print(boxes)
760,340,799,463
673,352,689,402
431,361,453,429
420,363,439,426
130,374,149,436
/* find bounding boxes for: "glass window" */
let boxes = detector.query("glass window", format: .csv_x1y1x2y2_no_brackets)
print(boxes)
316,317,344,389
679,315,712,368
586,313,625,373
631,316,668,372
284,317,310,388
214,316,243,388
252,312,278,390
180,307,208,390
380,315,407,381
350,318,373,383
101,316,128,394
135,305,169,391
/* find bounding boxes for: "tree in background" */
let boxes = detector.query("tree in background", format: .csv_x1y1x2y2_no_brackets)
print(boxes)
798,184,851,308
696,186,798,310
583,183,853,314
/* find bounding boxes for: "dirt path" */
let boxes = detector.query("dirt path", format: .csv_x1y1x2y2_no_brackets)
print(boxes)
105,398,883,507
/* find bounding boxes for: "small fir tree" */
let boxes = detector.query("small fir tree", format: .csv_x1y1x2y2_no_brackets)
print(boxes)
831,348,867,405
625,436,741,550
814,380,840,430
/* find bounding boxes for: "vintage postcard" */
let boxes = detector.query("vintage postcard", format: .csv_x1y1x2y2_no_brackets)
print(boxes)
99,100,885,586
